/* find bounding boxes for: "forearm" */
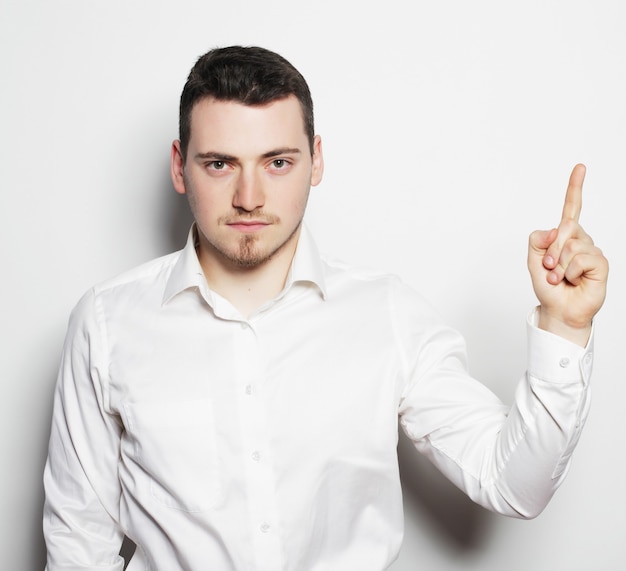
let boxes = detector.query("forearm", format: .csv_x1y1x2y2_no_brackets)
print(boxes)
450,316,592,518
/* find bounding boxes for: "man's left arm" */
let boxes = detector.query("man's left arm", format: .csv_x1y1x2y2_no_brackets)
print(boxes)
399,164,608,519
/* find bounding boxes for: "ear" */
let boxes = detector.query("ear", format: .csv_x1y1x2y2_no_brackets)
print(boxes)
310,135,324,187
171,140,187,195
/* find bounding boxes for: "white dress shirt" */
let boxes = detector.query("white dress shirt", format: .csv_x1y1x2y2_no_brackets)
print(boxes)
44,225,593,571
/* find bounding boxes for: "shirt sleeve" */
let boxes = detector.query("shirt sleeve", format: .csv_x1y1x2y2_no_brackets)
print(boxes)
43,288,126,570
396,281,593,519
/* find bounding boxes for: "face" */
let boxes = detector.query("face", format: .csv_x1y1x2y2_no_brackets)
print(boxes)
171,96,323,274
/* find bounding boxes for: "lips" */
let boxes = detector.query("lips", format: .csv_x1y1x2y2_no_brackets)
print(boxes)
226,220,271,232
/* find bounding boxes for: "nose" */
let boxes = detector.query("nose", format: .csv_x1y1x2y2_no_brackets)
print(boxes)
232,169,265,212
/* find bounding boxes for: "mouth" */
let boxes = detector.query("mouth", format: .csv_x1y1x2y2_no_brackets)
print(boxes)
226,220,271,233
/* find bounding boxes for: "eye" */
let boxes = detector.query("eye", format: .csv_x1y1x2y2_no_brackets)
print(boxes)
268,158,293,173
204,160,234,175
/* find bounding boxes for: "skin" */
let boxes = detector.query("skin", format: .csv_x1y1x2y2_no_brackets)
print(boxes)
171,95,324,317
528,163,608,346
172,96,607,341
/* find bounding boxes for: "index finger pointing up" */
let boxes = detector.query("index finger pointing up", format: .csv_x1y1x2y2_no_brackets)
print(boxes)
562,163,586,222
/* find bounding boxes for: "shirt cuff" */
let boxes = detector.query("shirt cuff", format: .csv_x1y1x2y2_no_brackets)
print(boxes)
526,307,594,386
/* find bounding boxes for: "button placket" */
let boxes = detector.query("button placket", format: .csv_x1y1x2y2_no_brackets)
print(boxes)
234,320,283,567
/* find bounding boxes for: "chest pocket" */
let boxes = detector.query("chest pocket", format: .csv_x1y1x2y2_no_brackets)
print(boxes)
123,398,221,512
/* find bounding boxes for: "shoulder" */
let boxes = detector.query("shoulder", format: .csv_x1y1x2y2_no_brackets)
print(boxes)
320,254,438,317
92,250,181,296
69,250,183,323
318,255,460,362
320,253,410,293
320,253,398,288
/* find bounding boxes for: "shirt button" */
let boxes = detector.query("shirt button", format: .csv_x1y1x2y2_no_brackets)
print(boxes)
559,357,570,368
245,384,253,395
584,352,593,365
251,451,261,462
260,523,270,533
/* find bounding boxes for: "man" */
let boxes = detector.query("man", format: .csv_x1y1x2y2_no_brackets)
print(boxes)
43,46,608,570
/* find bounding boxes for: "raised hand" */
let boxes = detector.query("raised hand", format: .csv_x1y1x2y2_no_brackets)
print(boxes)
527,164,608,346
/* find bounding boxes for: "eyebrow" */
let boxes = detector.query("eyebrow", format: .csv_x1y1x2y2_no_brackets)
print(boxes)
261,147,302,159
194,151,237,162
194,147,302,162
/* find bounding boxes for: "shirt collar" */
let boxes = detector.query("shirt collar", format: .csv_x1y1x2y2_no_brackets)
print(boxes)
161,225,206,305
285,224,327,299
162,223,327,306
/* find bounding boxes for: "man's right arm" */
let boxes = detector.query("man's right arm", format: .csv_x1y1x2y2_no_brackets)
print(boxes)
44,289,125,571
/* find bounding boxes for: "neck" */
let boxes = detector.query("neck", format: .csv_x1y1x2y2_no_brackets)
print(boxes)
198,228,301,318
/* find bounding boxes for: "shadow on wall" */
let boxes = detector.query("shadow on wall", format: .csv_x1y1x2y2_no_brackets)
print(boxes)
397,427,492,551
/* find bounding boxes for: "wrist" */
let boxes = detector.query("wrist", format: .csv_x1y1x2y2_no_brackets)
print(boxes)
537,307,592,347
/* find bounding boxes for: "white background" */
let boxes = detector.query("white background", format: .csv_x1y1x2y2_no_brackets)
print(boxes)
1,1,624,569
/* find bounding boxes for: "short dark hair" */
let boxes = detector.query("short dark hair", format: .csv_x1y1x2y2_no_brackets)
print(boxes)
179,46,315,161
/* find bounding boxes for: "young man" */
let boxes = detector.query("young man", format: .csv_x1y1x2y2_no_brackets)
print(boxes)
43,46,608,570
